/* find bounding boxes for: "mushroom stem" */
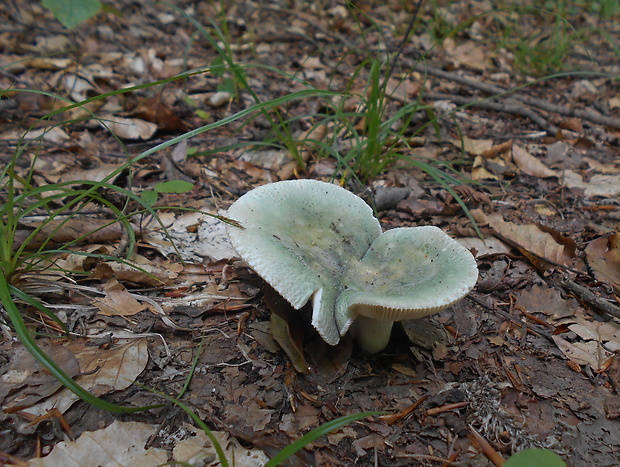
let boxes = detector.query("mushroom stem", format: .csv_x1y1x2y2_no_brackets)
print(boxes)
352,316,395,354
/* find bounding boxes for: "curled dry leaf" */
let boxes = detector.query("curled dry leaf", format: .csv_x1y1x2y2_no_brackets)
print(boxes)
24,338,149,417
14,218,134,249
265,285,310,373
585,233,620,287
511,143,558,178
482,213,582,269
173,423,269,466
93,259,178,287
563,170,620,197
93,278,148,316
1,340,80,412
27,420,167,467
552,335,613,372
132,95,188,132
100,115,158,140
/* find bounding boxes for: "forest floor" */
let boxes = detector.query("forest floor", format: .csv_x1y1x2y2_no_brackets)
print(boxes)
1,1,619,466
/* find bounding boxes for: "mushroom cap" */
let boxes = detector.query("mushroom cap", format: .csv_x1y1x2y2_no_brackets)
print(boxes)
226,180,478,346
226,179,381,345
338,226,479,321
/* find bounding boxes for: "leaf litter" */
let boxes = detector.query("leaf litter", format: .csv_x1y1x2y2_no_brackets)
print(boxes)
1,0,620,465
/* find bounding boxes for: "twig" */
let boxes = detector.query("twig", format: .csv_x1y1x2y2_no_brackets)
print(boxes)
384,0,425,80
468,292,556,344
425,91,559,135
379,395,427,424
411,61,620,130
468,425,505,467
560,279,620,320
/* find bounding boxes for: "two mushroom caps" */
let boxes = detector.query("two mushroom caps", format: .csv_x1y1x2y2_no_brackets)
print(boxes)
226,180,478,354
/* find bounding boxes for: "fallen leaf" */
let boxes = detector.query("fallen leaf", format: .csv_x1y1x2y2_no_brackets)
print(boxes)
270,309,310,374
1,340,80,411
552,335,613,372
100,115,158,140
24,338,149,416
25,127,71,144
511,143,558,178
173,423,270,466
353,433,385,457
458,137,495,156
569,314,620,353
93,260,176,287
391,363,417,377
472,155,499,180
223,401,274,433
142,209,237,262
514,284,578,320
132,95,187,132
563,170,620,197
279,405,321,438
585,233,620,287
483,213,580,268
14,218,133,249
456,237,511,257
59,164,123,183
93,279,148,316
27,420,167,467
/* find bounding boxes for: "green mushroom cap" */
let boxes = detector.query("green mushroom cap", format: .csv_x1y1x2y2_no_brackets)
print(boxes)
226,179,478,352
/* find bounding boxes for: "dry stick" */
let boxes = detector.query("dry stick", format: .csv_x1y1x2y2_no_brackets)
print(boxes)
468,425,505,467
424,91,559,136
384,0,426,82
468,292,556,344
559,279,620,320
410,61,620,130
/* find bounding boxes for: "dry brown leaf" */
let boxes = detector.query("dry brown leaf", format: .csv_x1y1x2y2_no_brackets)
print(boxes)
563,170,620,197
14,218,132,249
24,338,148,417
471,155,498,180
569,314,620,353
514,284,578,320
456,237,511,257
459,136,495,156
173,423,269,466
25,57,73,70
583,157,620,174
270,311,309,374
132,95,188,132
552,335,613,372
279,405,321,438
25,127,71,144
559,118,584,133
59,163,123,183
100,115,157,140
483,213,579,268
27,420,167,467
444,38,490,70
481,141,512,159
511,143,558,178
1,341,80,412
93,260,176,287
93,279,148,316
585,233,620,287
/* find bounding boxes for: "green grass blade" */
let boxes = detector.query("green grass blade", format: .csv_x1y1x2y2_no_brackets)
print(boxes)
10,286,69,334
0,279,162,413
264,411,381,467
145,387,229,467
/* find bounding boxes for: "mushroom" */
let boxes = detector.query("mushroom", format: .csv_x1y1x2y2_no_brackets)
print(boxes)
226,179,478,353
